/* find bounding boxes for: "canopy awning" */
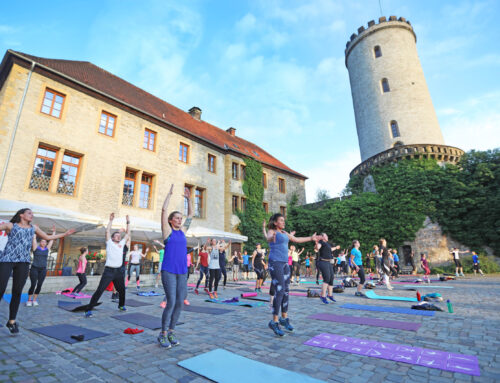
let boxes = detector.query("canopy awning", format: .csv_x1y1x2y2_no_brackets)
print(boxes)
186,226,247,243
0,199,102,233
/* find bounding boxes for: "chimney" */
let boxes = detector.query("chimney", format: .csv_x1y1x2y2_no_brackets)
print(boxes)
226,127,236,136
188,106,202,120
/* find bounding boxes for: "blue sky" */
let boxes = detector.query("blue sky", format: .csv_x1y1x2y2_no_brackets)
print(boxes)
1,0,499,202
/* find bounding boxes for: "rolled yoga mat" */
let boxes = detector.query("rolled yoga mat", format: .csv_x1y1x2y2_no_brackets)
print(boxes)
241,292,257,297
308,313,421,331
364,290,418,302
340,303,435,316
304,333,480,376
30,324,110,344
178,348,325,383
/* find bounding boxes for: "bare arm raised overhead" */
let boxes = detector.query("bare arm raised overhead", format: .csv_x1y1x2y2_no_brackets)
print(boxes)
161,184,174,240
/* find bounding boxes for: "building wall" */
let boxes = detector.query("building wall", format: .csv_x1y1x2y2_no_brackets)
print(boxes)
346,20,444,162
0,63,226,231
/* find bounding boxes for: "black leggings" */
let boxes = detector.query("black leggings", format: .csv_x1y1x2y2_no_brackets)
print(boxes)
88,266,126,309
292,261,300,277
317,260,334,286
73,273,87,293
220,266,227,287
0,262,30,320
196,265,209,289
254,265,265,280
208,268,221,292
356,265,366,285
28,266,47,295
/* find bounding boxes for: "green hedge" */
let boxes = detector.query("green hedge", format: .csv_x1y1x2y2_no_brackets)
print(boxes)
430,255,499,274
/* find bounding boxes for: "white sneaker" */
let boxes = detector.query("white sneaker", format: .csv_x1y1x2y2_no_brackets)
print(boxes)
155,284,159,288
26,301,32,307
33,301,39,306
387,285,394,291
460,273,465,277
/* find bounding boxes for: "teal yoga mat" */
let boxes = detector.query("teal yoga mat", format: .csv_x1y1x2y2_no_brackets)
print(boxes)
178,348,325,383
364,290,418,302
2,293,29,303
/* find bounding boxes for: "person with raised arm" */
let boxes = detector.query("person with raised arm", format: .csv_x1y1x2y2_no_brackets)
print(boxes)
84,213,130,317
252,243,266,292
263,214,318,336
126,243,149,290
157,185,193,349
0,208,75,334
315,234,336,304
73,247,88,295
26,225,56,306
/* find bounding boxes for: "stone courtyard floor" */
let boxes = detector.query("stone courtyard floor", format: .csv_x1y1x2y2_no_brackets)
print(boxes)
0,274,499,382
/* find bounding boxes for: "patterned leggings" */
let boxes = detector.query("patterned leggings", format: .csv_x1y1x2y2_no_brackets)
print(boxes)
269,260,290,316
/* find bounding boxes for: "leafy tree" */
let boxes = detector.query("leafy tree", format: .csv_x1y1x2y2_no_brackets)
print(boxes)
315,188,331,202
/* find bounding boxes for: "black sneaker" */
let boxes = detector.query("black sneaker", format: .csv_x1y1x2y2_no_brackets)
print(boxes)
6,321,19,334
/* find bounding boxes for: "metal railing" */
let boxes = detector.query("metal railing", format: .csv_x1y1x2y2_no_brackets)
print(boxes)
29,174,51,191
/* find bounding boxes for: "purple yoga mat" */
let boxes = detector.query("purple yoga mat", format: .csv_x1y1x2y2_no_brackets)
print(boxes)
308,313,421,331
304,333,480,376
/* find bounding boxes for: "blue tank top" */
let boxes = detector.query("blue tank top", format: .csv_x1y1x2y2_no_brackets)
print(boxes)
32,246,49,268
161,229,187,274
269,231,289,263
0,224,35,263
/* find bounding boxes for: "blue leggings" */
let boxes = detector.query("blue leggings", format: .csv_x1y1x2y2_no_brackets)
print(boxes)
161,270,187,332
269,260,290,316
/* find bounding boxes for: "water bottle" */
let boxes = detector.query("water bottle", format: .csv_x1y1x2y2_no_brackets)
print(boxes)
447,299,453,313
416,291,421,302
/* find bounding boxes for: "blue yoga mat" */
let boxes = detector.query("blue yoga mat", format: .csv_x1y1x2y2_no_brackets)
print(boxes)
364,290,418,302
2,293,29,303
340,303,435,316
205,298,264,308
179,348,325,383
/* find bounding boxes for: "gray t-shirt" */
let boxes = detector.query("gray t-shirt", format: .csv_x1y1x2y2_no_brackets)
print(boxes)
208,248,220,269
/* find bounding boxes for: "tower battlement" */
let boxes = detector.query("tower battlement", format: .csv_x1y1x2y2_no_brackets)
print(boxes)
345,16,415,65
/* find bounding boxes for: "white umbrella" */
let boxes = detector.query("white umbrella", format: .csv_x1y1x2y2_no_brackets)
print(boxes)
186,226,247,243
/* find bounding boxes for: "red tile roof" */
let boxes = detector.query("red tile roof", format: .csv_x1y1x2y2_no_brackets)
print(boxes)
9,50,306,179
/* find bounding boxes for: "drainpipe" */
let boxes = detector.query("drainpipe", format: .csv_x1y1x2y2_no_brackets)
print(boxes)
0,61,36,193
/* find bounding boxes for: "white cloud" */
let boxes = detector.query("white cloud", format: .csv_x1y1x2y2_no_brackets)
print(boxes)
236,13,257,32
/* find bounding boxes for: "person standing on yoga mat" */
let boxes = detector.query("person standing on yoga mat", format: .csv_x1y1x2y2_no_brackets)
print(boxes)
26,226,56,306
379,238,394,290
420,253,431,283
450,248,466,277
0,208,75,334
351,240,366,297
73,247,88,294
112,233,130,302
218,240,230,289
242,250,250,279
157,184,193,348
126,244,148,290
315,234,336,304
231,250,241,281
290,245,304,284
194,244,209,294
252,243,266,292
85,214,130,317
264,214,317,336
471,251,485,277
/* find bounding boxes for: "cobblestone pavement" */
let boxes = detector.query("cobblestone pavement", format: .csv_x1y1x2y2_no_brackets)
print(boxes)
0,274,499,382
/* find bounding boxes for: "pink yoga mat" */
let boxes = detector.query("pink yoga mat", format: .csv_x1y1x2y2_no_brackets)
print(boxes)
308,313,421,331
289,292,307,297
62,293,92,299
304,333,480,376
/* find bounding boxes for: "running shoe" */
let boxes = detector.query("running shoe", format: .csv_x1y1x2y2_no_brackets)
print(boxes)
386,285,394,291
327,295,336,302
320,297,329,304
460,273,465,277
118,306,127,311
5,321,19,334
157,333,172,348
354,292,365,297
194,289,199,295
84,310,93,318
33,301,39,306
455,273,459,277
208,292,214,299
278,317,294,332
183,299,190,305
213,292,218,299
167,332,180,346
268,320,285,337
136,286,140,291
26,301,32,307
204,288,209,294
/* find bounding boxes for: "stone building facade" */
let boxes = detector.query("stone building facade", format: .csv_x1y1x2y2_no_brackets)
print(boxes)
0,50,306,267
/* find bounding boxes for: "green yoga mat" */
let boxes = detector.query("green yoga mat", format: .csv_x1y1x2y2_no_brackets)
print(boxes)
178,349,325,383
364,290,418,302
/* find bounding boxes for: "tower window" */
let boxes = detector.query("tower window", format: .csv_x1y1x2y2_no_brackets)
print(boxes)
390,121,400,138
382,78,390,93
374,46,382,58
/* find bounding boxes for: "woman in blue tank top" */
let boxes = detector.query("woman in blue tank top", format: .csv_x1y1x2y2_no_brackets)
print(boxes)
157,184,194,349
263,214,318,337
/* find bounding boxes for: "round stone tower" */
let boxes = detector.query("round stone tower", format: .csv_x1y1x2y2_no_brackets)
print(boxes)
346,16,463,177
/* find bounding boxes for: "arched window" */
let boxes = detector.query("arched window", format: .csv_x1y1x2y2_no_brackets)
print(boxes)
390,121,400,138
382,78,390,93
374,45,382,58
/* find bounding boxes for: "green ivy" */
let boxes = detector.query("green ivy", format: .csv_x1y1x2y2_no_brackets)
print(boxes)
236,157,268,250
286,149,499,259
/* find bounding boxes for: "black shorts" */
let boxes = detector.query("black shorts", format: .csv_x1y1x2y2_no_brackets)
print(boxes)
473,264,479,271
317,260,334,286
292,261,300,276
243,264,249,272
254,266,264,280
306,265,310,269
454,259,462,268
